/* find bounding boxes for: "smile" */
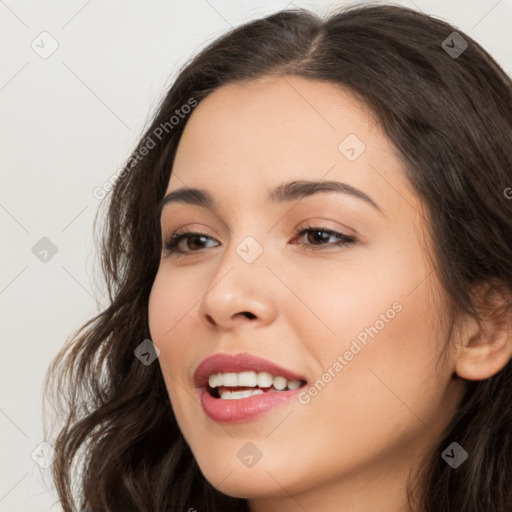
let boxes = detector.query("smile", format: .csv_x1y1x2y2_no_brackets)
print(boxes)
208,371,304,399
194,353,308,423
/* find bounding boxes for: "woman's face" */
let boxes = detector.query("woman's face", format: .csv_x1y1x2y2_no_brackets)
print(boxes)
148,76,466,509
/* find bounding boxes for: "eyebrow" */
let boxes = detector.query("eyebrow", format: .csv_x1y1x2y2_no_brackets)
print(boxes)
158,179,383,217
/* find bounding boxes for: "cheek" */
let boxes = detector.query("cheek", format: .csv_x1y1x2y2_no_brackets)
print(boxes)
315,280,445,434
148,266,196,345
294,249,448,435
283,303,446,496
148,269,193,398
148,273,171,345
148,270,200,442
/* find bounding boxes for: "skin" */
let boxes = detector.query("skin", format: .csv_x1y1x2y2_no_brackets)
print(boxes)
148,75,512,512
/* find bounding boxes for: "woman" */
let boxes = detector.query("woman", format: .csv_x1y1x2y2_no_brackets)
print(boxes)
44,3,512,511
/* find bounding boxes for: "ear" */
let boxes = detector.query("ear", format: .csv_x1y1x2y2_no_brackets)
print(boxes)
454,280,512,381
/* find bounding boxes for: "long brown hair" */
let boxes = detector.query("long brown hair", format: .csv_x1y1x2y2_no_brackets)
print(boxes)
43,3,512,511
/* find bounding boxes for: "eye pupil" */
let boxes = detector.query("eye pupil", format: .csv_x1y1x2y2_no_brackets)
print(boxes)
309,230,328,244
189,235,207,249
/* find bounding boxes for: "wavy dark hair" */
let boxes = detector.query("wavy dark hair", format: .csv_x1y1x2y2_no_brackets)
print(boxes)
43,3,512,511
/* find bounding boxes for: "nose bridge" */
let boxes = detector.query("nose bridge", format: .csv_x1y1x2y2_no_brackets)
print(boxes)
212,230,269,295
218,208,272,272
197,226,277,326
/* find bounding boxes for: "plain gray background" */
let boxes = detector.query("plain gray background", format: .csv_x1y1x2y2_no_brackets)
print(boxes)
1,0,511,510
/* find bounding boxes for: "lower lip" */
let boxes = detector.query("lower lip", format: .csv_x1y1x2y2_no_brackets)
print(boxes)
199,387,303,423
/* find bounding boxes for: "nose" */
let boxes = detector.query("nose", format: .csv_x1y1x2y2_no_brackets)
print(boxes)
197,239,278,330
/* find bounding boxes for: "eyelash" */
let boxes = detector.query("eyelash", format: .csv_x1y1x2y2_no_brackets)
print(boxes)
162,223,356,256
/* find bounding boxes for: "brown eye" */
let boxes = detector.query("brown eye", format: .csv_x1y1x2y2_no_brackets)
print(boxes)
291,226,356,252
163,231,219,255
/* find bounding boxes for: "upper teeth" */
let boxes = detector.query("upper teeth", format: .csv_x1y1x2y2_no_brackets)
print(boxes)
208,371,302,391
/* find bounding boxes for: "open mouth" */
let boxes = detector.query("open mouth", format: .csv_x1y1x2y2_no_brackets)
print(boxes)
207,371,307,400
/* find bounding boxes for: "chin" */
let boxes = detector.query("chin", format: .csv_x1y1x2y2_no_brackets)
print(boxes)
204,468,294,500
192,448,308,500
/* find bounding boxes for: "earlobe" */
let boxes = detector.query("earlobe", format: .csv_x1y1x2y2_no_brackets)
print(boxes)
454,281,512,381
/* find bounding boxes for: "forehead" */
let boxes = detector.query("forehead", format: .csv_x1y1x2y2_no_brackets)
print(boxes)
167,75,418,218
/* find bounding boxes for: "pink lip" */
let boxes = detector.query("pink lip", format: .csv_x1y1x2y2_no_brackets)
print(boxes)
193,352,308,424
193,352,307,387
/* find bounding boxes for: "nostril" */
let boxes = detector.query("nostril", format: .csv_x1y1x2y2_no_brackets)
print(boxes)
242,312,256,319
